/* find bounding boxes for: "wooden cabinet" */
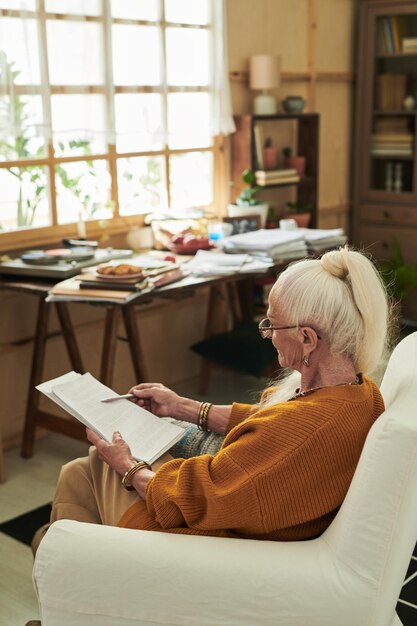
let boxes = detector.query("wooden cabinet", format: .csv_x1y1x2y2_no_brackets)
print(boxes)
352,0,417,266
230,114,319,227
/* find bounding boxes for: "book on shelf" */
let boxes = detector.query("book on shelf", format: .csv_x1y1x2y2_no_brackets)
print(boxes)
375,74,407,111
256,176,300,186
402,37,417,53
255,169,300,185
36,371,184,465
377,16,407,54
371,148,413,156
253,125,264,169
374,117,410,133
255,168,298,179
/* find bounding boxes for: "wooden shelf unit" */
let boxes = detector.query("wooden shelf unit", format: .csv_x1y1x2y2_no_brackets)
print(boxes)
352,0,417,278
230,114,319,227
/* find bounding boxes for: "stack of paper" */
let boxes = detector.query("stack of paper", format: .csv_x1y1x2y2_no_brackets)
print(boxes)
298,228,347,252
221,229,308,261
183,250,272,276
36,371,183,465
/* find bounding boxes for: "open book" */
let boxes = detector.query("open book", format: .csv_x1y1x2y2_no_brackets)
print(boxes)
36,372,184,465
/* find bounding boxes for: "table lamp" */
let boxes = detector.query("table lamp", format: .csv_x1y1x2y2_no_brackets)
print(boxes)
249,54,280,115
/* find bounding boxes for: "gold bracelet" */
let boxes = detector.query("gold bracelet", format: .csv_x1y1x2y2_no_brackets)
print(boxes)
121,460,152,491
198,401,212,432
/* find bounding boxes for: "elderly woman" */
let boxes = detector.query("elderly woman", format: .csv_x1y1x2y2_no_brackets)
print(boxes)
36,246,390,548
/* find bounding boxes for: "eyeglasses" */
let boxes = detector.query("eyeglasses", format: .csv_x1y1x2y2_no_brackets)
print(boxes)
258,318,298,340
258,318,322,340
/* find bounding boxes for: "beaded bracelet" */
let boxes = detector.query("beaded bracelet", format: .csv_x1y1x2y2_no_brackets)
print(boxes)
198,401,212,432
121,460,152,491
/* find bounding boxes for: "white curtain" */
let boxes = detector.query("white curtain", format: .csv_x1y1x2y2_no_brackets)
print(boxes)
211,0,235,136
0,0,235,152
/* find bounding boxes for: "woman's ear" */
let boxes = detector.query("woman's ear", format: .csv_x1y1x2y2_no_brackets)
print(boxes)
302,327,318,349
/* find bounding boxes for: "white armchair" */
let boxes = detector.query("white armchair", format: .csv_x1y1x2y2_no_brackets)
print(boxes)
33,333,417,626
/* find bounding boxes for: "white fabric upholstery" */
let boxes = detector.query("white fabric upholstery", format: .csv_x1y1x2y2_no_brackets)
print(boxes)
33,333,417,626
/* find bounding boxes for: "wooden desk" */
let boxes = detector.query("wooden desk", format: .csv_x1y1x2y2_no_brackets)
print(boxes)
1,269,270,459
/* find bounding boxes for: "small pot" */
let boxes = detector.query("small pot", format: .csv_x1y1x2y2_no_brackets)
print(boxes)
282,96,305,114
262,147,278,170
283,156,306,177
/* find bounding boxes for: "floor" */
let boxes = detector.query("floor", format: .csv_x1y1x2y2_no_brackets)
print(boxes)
0,362,416,626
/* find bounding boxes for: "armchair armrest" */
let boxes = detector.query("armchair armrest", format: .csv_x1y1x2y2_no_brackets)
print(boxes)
33,519,373,626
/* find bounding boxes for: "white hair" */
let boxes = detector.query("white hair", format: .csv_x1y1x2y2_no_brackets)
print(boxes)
261,246,391,407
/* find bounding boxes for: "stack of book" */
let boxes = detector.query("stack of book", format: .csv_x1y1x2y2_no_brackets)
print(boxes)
255,169,300,186
372,116,414,157
375,73,407,111
371,132,413,157
377,16,407,54
402,37,417,53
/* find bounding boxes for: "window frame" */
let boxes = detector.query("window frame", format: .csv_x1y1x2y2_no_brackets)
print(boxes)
0,4,224,253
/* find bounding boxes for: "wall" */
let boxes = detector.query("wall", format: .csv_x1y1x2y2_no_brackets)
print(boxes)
226,0,356,231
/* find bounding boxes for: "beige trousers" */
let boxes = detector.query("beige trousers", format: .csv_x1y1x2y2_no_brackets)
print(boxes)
51,446,140,526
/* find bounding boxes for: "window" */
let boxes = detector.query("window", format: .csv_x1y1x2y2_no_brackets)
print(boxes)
0,0,233,250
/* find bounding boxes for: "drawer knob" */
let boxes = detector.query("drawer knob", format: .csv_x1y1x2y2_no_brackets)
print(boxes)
383,210,391,219
382,241,389,249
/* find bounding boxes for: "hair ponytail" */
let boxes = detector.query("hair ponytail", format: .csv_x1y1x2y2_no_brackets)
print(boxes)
268,246,390,375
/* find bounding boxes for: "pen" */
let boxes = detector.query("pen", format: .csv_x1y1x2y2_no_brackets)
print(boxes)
101,393,135,403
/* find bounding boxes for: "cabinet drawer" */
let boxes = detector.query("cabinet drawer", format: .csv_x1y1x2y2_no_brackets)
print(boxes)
356,226,417,264
361,205,417,227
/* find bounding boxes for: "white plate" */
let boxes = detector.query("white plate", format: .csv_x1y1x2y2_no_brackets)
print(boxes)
95,267,143,281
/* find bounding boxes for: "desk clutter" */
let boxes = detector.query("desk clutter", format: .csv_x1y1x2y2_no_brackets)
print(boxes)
48,256,186,303
0,246,133,279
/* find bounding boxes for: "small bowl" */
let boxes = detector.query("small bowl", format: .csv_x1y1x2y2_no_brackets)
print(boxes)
282,96,305,114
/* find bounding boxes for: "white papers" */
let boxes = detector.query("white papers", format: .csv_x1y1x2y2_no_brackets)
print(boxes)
220,228,347,259
296,228,345,242
297,228,347,251
221,229,308,258
36,372,184,465
183,250,272,276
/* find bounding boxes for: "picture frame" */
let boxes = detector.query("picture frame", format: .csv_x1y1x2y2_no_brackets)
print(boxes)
223,214,261,236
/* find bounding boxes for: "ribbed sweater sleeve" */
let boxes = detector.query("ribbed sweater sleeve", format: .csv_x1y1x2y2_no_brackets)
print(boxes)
119,377,384,541
226,402,254,434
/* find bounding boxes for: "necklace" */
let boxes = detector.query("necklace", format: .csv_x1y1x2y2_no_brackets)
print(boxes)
290,373,363,401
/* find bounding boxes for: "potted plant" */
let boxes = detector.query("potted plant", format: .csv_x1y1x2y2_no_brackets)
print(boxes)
284,200,313,228
379,239,417,305
282,147,306,177
228,169,269,228
262,137,278,170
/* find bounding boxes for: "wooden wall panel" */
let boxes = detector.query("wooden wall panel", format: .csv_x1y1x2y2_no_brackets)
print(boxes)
315,82,353,221
227,0,356,229
316,0,356,72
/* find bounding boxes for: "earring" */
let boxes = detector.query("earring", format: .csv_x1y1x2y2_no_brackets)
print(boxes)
303,356,310,367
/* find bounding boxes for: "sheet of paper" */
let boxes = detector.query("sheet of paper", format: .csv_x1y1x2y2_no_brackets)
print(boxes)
37,372,183,464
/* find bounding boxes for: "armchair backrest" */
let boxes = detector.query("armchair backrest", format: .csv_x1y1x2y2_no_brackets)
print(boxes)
324,332,417,624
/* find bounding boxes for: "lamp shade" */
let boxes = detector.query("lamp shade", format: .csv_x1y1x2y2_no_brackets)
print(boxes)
249,55,280,91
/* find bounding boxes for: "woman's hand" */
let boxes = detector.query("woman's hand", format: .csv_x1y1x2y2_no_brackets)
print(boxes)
86,428,135,476
128,383,200,423
129,383,185,417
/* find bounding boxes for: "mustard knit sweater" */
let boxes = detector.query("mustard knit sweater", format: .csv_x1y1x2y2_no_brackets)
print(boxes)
118,376,384,541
